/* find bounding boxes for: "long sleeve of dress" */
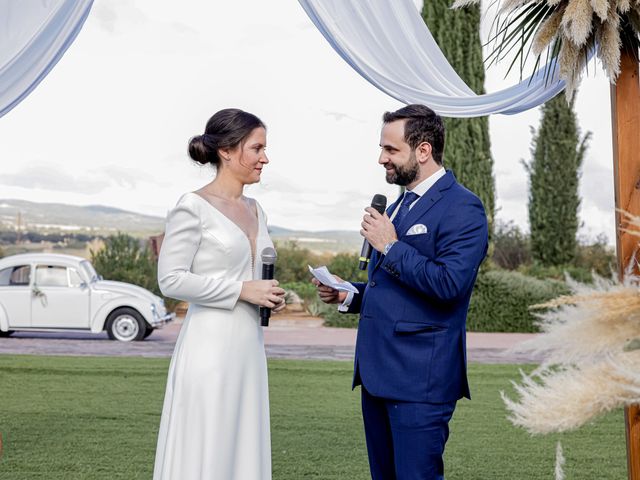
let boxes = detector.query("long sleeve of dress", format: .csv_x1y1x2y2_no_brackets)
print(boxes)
158,200,242,310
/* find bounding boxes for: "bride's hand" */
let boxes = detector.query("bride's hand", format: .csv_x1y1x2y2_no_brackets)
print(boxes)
240,279,286,309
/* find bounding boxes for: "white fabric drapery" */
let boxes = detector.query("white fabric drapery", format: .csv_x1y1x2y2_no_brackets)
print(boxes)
0,0,93,118
297,0,567,117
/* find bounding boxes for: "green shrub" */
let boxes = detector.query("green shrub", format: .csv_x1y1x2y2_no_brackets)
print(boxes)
90,233,179,312
327,252,368,283
492,220,531,270
323,269,570,332
91,233,157,291
281,280,319,319
281,281,317,304
278,249,368,320
305,298,327,317
467,269,569,332
574,234,616,277
318,300,360,328
274,241,319,283
518,263,594,283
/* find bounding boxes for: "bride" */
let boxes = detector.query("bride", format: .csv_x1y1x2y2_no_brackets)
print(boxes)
153,109,286,479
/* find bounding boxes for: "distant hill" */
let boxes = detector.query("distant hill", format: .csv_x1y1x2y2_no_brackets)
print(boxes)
268,226,361,253
0,199,361,253
0,199,165,236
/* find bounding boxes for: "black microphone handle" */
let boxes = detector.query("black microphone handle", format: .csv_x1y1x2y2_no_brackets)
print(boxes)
260,263,275,326
359,240,373,270
358,194,388,270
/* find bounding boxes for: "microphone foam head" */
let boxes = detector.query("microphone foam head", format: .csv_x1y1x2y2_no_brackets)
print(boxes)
261,247,277,265
372,194,387,211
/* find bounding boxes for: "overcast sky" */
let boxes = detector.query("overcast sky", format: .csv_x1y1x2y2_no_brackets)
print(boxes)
0,0,615,242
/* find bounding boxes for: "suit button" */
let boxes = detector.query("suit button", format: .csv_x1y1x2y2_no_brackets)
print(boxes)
370,281,376,287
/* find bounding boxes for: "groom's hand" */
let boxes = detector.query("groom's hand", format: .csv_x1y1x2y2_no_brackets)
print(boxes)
361,207,397,252
312,277,347,304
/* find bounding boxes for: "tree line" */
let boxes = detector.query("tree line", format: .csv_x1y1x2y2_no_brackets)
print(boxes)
423,1,591,267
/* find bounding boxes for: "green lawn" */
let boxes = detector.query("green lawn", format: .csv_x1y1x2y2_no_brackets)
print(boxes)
0,355,627,479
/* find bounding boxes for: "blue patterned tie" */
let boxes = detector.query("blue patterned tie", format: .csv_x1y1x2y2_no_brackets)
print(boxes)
392,191,419,231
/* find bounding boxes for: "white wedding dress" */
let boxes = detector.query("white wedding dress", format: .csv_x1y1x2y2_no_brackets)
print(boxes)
153,192,273,480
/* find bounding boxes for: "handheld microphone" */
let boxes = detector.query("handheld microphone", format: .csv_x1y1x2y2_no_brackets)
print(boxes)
359,194,388,270
260,247,277,326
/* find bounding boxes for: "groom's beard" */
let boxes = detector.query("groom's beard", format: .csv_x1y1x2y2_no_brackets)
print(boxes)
385,152,420,186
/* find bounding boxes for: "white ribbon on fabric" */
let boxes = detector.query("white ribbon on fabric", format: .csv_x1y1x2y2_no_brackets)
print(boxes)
297,0,567,117
0,0,94,118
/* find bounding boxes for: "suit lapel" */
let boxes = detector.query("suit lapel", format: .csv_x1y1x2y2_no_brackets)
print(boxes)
385,194,403,222
371,172,456,272
396,189,442,236
396,171,456,237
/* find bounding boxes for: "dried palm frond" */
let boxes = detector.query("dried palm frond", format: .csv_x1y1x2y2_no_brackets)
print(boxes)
451,0,480,8
452,0,640,98
499,0,537,15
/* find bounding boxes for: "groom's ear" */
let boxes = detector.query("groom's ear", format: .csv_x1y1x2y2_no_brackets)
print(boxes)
416,142,432,164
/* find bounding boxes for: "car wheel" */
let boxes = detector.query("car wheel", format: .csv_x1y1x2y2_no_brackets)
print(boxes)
106,308,147,342
0,330,13,337
143,327,154,339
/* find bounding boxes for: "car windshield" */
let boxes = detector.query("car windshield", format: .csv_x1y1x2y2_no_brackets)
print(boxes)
80,260,99,283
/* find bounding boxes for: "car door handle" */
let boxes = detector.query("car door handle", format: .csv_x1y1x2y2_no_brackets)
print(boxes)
32,287,48,306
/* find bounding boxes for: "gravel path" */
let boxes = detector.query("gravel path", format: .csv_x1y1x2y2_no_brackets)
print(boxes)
0,318,544,364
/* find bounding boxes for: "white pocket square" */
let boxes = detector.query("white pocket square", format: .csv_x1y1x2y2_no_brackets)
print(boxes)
406,224,428,236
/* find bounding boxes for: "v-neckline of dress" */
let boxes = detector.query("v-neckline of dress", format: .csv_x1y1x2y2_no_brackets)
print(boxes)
190,192,261,272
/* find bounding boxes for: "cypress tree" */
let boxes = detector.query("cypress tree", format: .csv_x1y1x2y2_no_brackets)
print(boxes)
422,1,495,241
524,95,590,265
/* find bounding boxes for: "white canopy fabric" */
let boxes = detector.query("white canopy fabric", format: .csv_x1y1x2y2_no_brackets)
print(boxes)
0,0,93,118
297,0,567,117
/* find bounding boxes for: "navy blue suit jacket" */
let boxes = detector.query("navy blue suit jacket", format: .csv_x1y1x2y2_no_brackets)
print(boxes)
347,171,488,403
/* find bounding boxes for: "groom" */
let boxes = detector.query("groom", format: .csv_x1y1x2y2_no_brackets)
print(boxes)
315,104,488,479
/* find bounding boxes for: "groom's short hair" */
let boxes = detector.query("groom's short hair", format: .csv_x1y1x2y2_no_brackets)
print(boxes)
383,104,445,165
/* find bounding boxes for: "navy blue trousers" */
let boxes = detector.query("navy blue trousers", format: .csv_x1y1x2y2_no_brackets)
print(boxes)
361,387,456,480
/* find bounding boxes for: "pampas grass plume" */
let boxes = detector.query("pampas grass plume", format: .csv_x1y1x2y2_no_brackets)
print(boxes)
562,0,595,45
533,9,564,54
512,270,640,367
598,10,622,80
618,0,632,13
502,351,640,434
590,0,610,19
558,38,581,98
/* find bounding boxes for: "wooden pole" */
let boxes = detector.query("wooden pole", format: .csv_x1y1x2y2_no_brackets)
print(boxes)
610,47,640,480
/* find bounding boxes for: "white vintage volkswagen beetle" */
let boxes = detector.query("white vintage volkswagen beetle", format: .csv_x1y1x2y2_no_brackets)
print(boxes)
0,253,173,341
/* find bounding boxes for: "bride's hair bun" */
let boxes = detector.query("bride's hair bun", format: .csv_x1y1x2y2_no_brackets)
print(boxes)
188,134,212,165
188,108,265,168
